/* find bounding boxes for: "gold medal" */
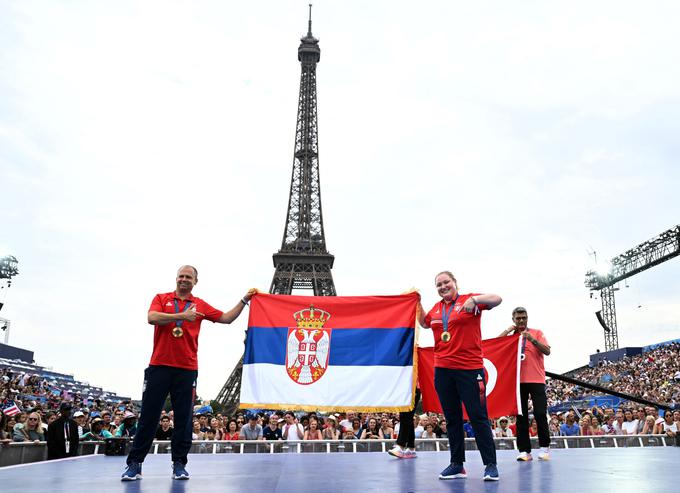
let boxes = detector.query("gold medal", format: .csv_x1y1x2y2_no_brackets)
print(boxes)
441,331,451,342
172,326,184,338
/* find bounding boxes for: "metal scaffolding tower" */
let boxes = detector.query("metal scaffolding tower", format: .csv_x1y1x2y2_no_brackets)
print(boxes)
585,225,680,351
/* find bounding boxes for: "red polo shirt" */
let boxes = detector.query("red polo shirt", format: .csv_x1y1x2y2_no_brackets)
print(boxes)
148,291,223,370
519,328,548,384
424,293,490,370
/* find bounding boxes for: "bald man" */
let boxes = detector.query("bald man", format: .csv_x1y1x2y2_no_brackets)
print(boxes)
122,265,254,481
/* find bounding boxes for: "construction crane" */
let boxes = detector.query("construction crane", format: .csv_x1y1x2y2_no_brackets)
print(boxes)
585,225,680,351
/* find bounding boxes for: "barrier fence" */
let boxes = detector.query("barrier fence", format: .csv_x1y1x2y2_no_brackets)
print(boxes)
1,435,676,468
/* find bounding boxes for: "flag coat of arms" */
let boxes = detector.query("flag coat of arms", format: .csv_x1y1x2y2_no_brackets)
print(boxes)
418,334,522,418
240,292,419,412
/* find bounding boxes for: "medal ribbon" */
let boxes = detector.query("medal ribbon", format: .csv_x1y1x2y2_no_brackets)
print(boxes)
173,299,192,328
441,295,459,337
520,329,528,360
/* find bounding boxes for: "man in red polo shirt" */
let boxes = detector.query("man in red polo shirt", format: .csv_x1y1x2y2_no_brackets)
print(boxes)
499,306,551,461
121,265,255,481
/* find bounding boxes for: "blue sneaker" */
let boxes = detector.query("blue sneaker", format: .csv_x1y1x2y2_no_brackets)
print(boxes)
439,463,467,480
483,463,500,481
121,462,142,481
172,461,190,480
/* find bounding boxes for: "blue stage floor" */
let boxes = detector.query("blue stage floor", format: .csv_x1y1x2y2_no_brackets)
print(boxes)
0,448,677,493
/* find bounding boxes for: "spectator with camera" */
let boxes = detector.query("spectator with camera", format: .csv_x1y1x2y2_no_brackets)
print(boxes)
360,417,381,440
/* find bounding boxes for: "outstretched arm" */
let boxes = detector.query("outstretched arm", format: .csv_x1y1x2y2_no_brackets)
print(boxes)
218,289,257,324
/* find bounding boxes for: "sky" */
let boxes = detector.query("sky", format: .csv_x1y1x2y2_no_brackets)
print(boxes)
1,1,679,400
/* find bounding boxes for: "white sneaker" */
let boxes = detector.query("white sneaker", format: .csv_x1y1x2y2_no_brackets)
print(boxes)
388,445,406,458
516,452,532,461
537,448,550,461
404,448,417,458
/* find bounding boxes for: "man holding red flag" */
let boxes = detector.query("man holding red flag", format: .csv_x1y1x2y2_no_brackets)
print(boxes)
499,306,551,461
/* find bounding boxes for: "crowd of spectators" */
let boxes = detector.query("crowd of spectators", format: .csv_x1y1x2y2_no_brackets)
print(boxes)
1,364,136,445
3,342,679,447
546,342,680,408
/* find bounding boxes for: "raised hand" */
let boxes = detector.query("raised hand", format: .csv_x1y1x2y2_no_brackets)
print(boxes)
244,288,258,302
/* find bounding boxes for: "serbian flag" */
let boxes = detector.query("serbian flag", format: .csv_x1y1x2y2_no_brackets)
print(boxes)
419,334,521,418
240,292,418,412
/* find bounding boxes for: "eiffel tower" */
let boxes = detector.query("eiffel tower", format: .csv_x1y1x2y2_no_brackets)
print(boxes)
216,7,336,414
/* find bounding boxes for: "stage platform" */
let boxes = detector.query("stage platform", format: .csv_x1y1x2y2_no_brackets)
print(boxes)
1,448,677,493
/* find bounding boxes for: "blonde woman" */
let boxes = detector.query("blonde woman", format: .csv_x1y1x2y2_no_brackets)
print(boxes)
579,417,593,436
640,416,656,435
303,418,323,440
12,412,45,442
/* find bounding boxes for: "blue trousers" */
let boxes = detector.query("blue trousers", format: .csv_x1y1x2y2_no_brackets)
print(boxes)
435,367,497,465
127,365,197,465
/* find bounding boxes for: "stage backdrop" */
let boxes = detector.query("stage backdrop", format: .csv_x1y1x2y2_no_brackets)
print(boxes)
240,292,419,412
418,334,522,418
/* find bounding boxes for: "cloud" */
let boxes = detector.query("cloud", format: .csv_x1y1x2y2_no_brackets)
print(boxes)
1,1,679,399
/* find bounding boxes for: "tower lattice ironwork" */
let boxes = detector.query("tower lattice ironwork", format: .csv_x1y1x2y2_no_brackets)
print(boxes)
216,8,336,413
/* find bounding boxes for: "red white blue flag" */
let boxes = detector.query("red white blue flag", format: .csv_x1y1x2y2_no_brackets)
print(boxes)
240,293,419,412
1,400,21,417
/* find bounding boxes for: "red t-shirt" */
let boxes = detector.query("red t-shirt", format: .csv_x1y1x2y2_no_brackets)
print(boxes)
424,293,490,370
148,291,223,370
519,328,548,384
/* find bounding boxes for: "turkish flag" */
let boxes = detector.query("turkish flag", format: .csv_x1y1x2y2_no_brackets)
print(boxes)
418,335,521,419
